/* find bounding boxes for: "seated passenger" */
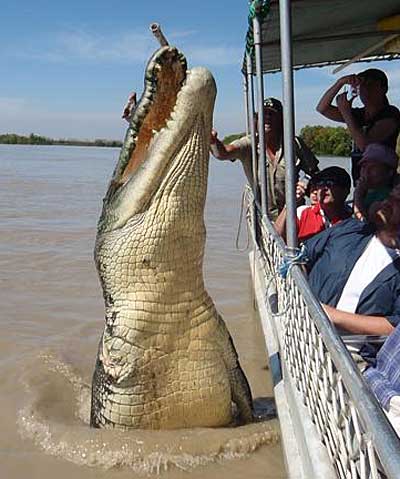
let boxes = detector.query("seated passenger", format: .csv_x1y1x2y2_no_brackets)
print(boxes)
364,323,400,437
353,143,399,221
304,186,400,360
275,167,352,242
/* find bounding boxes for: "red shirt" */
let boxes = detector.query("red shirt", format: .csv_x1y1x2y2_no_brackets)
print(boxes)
297,203,352,242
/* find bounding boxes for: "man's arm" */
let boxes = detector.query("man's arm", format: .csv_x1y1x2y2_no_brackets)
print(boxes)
316,75,358,122
322,304,395,335
274,207,288,240
353,176,369,220
210,129,242,161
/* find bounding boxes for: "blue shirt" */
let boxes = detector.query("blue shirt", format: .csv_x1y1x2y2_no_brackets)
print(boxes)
305,219,400,327
364,324,400,409
305,218,400,363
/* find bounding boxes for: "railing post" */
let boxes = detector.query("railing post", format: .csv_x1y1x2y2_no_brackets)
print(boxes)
253,11,268,219
279,0,298,251
246,54,260,242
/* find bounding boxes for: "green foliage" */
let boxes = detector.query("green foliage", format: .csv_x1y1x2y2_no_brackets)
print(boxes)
0,133,123,148
223,133,245,145
300,125,352,157
221,126,354,156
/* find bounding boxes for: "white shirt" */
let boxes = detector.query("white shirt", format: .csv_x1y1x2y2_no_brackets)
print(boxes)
337,235,393,313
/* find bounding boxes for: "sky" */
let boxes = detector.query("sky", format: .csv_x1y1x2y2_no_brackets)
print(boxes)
1,0,400,141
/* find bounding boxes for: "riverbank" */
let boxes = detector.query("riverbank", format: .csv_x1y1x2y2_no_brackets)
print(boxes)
0,133,122,148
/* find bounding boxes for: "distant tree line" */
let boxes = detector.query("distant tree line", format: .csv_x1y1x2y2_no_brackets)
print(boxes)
2,128,399,157
222,126,352,156
223,133,246,145
0,133,122,148
299,125,352,157
223,125,400,158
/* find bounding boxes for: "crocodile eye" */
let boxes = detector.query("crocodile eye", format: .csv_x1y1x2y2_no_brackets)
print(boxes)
120,48,187,183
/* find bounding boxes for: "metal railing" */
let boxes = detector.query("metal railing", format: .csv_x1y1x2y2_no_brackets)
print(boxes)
245,188,400,479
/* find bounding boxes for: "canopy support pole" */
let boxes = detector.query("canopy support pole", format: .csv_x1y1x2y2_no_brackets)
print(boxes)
246,54,259,206
246,54,261,243
244,76,250,136
253,14,268,218
279,0,298,251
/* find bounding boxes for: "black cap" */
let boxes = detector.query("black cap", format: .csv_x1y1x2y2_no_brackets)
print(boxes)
358,69,388,93
312,166,351,190
263,97,283,113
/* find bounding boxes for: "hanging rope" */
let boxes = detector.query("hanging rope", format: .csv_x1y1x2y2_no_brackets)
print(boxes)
235,189,251,252
278,245,308,279
245,0,271,56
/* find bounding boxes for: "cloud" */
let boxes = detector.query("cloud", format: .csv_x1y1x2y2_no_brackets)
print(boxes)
0,97,28,114
14,28,242,67
0,97,124,139
186,46,243,67
169,30,198,40
50,30,155,64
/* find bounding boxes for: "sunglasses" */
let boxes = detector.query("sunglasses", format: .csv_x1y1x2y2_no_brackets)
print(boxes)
315,179,337,188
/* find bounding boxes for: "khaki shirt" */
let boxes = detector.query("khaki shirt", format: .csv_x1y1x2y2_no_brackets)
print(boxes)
230,135,319,220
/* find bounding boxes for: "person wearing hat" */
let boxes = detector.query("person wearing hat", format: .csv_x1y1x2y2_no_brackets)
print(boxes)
354,143,399,220
210,97,319,220
305,185,400,362
275,166,352,242
316,68,400,184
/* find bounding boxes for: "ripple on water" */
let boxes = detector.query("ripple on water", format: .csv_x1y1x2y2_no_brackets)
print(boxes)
17,353,280,474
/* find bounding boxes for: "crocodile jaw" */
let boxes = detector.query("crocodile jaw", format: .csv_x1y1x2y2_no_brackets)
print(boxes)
98,46,216,234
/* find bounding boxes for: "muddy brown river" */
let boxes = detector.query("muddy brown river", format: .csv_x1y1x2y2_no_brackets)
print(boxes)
0,144,286,478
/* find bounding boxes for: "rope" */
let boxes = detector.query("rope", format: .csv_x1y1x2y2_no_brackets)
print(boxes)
248,0,270,21
246,1,271,55
278,245,308,279
235,189,251,252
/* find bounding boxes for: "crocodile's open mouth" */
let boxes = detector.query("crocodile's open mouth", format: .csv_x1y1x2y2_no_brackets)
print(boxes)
98,46,215,233
119,47,187,184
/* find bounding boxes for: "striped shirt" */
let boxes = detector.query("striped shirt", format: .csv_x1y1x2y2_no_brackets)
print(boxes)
364,325,400,410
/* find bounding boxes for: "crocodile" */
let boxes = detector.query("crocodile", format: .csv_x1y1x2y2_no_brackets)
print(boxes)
90,44,253,430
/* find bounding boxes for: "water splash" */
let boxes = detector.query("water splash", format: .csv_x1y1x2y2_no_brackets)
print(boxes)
17,353,280,474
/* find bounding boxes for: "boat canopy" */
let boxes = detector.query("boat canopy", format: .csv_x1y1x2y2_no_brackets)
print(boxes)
243,0,400,74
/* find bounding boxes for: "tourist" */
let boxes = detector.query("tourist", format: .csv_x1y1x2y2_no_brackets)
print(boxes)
316,68,400,184
304,186,400,360
364,323,400,438
275,167,352,242
210,97,319,220
353,143,398,221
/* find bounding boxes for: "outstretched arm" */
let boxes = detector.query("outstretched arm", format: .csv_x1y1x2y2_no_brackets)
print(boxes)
210,129,241,161
322,304,395,335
